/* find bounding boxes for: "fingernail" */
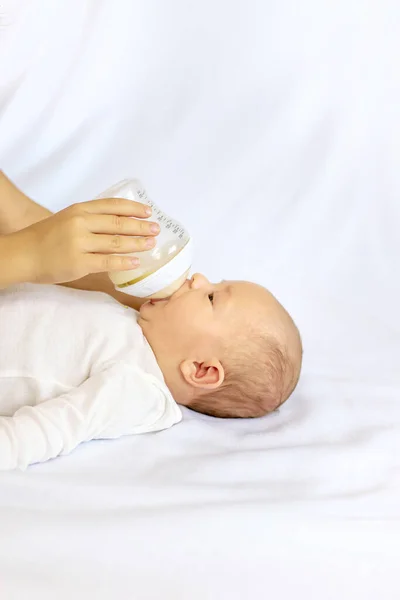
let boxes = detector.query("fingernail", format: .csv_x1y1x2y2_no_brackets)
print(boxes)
145,207,152,216
145,237,155,248
150,223,160,234
130,257,140,266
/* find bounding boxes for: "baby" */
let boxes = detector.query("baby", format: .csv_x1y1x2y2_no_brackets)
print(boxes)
0,274,302,470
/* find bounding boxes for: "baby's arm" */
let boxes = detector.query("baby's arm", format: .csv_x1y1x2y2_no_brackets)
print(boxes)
0,368,118,470
0,363,180,471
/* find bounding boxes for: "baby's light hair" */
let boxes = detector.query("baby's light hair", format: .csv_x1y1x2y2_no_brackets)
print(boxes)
188,329,302,419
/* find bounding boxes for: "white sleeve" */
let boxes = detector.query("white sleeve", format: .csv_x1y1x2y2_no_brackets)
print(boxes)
0,362,181,471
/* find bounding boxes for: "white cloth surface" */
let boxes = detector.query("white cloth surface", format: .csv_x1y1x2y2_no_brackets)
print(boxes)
0,284,181,470
0,0,400,598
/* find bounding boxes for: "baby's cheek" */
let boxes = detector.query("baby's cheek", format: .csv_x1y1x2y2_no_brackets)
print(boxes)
170,310,194,335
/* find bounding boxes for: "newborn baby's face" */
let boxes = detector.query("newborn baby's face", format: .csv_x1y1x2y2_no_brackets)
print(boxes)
138,274,287,363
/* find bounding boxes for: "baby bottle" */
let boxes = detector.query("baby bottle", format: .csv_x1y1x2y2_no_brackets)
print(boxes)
96,179,193,298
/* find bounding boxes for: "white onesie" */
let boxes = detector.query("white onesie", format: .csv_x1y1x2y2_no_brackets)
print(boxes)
0,284,181,470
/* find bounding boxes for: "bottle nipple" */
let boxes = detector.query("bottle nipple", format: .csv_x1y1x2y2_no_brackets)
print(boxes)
148,269,190,299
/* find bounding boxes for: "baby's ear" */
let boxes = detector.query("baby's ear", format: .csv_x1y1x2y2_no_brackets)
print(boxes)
180,359,224,390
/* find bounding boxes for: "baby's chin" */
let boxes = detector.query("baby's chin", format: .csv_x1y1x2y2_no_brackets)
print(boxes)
138,297,168,328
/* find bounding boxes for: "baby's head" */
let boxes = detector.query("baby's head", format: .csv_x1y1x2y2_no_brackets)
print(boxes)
139,274,302,418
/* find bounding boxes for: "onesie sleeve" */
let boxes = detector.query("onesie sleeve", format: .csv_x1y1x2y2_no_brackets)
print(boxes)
0,362,181,470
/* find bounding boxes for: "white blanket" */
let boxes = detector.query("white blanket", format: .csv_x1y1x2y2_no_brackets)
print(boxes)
1,1,399,598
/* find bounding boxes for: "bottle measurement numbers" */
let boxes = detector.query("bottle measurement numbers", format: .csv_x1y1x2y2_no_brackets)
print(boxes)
155,213,184,237
138,191,185,239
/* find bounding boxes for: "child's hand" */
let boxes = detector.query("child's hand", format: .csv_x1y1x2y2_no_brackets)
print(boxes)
15,197,159,284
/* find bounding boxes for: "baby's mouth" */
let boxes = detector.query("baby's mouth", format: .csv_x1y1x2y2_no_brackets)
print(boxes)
149,297,168,305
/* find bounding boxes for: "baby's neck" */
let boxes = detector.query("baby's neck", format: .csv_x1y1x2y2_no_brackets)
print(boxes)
141,330,190,407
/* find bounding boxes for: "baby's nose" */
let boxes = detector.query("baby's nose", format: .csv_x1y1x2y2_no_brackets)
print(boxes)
190,273,210,289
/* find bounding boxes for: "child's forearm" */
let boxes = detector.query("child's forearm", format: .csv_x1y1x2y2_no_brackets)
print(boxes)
0,171,52,234
0,231,35,288
63,273,145,311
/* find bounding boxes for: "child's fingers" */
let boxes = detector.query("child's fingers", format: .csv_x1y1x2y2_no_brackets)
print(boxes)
86,253,141,275
84,234,156,254
86,214,159,237
72,197,152,218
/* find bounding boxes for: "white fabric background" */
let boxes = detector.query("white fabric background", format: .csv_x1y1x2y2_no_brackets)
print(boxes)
0,1,399,598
